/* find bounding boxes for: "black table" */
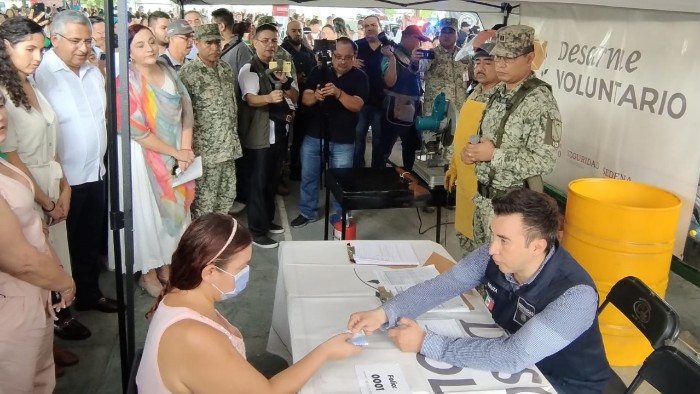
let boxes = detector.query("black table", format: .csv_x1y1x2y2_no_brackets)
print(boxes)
323,168,447,242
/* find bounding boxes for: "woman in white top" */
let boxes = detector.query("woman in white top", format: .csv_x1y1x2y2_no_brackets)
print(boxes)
0,17,90,347
138,214,363,393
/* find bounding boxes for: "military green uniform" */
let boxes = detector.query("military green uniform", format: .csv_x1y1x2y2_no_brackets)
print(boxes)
179,24,243,218
421,18,472,116
471,25,562,245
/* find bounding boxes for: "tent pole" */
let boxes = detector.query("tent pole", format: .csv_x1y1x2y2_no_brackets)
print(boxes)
104,0,136,390
501,2,513,24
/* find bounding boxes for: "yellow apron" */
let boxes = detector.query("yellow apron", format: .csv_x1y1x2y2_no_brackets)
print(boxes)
451,98,487,238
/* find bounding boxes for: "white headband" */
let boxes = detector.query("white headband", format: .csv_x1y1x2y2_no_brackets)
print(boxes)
206,217,238,265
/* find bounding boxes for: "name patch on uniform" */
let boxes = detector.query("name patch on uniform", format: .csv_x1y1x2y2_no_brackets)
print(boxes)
513,297,536,326
486,281,498,294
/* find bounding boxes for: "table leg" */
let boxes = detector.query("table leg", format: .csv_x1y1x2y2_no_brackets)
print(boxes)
324,183,331,240
436,205,442,244
341,209,347,240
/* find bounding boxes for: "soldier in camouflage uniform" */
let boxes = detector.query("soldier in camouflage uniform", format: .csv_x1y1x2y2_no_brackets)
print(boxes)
461,25,561,246
179,24,242,218
443,42,500,255
420,18,472,116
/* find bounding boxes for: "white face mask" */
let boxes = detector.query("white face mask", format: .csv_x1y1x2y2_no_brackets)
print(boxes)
204,217,247,301
210,265,250,301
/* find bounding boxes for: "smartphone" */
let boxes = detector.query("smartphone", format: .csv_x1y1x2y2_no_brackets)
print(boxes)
417,49,435,60
99,53,106,61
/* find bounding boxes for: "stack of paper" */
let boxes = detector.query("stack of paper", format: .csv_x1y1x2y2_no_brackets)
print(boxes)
350,242,419,266
374,266,469,312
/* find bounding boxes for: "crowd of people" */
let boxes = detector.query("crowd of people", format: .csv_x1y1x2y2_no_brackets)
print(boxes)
0,5,612,394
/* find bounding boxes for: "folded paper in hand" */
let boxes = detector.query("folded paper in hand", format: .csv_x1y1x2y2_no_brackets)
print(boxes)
172,156,202,187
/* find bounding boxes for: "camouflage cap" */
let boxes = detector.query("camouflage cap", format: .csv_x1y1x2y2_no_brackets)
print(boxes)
256,15,280,27
439,18,458,32
194,24,221,42
474,42,495,59
491,25,535,58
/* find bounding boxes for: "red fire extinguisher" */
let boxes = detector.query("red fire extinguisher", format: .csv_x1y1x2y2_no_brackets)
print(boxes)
333,220,356,240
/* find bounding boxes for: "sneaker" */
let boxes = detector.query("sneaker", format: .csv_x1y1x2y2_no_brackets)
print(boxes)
329,213,341,226
228,201,246,215
253,235,279,249
269,223,285,234
290,214,319,228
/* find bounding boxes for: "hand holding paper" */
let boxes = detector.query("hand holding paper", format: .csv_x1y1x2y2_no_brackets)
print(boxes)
172,156,202,187
347,307,388,335
319,332,364,360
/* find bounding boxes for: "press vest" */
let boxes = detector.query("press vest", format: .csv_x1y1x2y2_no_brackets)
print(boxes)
482,245,610,393
238,56,272,149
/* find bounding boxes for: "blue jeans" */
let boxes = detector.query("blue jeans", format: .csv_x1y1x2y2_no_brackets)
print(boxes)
298,136,354,219
354,105,383,168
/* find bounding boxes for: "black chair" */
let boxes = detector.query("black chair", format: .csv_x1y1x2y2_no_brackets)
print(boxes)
627,345,700,394
599,276,681,394
126,348,144,394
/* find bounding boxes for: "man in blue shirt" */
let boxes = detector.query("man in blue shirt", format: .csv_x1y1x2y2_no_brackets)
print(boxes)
375,25,428,170
348,188,610,393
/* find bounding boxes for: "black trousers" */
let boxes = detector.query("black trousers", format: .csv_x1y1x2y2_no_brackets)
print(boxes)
245,124,287,237
66,180,106,305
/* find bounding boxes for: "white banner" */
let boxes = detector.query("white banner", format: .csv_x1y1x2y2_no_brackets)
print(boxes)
521,3,700,256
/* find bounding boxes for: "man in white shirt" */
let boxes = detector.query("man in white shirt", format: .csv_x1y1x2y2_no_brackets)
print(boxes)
34,10,117,313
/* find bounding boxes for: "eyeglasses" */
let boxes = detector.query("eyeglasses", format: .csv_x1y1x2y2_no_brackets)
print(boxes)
333,54,354,62
55,33,92,48
493,54,524,65
174,34,194,41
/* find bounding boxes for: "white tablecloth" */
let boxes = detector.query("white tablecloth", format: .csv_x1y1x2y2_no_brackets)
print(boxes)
266,240,555,394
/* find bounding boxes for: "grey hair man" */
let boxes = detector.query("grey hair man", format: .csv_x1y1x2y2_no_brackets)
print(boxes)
35,10,117,313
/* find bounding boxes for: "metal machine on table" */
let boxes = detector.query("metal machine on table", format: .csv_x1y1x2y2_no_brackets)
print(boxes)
414,92,458,189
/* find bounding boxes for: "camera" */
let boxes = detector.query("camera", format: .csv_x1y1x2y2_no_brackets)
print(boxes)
313,39,336,53
417,49,435,60
377,32,395,47
313,39,336,66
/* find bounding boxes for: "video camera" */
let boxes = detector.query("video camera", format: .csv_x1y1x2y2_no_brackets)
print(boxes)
313,39,336,67
377,32,395,47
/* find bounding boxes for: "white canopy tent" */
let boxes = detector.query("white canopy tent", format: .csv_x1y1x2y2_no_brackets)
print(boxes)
106,0,699,391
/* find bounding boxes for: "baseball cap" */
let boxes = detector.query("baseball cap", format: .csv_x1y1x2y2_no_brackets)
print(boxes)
166,19,193,37
402,25,430,42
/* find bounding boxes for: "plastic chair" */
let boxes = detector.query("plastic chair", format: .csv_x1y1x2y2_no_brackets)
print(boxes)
599,276,681,394
126,348,144,394
627,345,700,394
598,276,680,349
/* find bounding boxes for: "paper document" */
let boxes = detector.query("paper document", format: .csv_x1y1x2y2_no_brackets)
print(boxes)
355,364,410,394
350,242,419,266
172,156,202,187
375,266,469,312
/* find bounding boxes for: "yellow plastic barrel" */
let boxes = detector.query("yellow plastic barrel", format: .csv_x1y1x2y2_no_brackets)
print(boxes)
562,178,681,366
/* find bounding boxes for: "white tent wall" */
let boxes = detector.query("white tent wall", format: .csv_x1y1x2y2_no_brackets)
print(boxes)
520,2,700,257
